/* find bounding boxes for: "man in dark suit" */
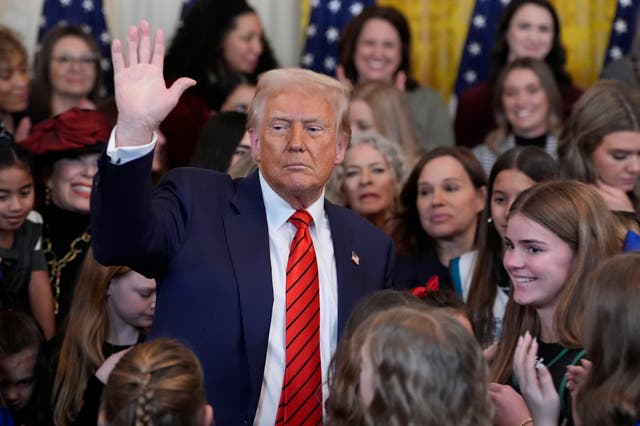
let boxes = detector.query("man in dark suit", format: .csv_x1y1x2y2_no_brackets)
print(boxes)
91,21,394,425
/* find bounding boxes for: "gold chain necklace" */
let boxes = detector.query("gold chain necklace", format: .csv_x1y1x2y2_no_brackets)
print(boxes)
43,228,91,315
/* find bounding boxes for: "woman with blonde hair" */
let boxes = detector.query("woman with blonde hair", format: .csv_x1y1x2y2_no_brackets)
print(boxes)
99,338,213,426
473,58,562,175
558,80,640,213
326,305,492,425
489,180,619,425
350,81,421,159
53,248,156,426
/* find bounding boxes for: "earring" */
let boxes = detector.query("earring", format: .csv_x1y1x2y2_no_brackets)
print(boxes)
45,187,51,206
487,217,492,224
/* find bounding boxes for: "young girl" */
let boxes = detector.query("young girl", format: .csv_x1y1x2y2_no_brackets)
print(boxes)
515,252,640,426
99,338,213,426
467,146,557,346
327,306,492,425
0,132,54,339
490,180,619,425
53,248,156,426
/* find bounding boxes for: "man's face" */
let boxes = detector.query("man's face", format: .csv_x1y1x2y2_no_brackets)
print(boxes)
0,347,37,413
250,89,347,208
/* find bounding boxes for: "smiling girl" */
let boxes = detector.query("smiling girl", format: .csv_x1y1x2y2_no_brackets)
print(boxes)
0,131,54,339
473,58,562,175
489,180,619,425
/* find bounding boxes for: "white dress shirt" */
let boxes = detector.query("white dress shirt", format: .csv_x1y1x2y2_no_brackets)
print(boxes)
254,172,338,425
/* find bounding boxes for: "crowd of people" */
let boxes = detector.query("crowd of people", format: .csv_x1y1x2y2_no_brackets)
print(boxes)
0,0,639,425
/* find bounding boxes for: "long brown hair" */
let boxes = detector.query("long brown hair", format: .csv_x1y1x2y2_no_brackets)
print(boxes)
392,147,487,256
485,57,562,154
31,24,104,122
558,80,640,210
490,180,619,383
53,248,130,426
101,338,207,426
576,253,640,425
467,147,557,346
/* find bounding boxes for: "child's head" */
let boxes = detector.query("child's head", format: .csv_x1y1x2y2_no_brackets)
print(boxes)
354,306,491,425
99,338,213,426
0,310,44,415
0,135,35,232
492,180,619,382
505,180,619,320
577,252,640,425
411,286,474,333
487,146,557,239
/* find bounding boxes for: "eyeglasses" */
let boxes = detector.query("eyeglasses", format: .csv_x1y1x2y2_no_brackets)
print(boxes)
52,54,98,66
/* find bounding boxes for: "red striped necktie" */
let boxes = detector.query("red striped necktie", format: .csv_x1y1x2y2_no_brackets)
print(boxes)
275,210,322,425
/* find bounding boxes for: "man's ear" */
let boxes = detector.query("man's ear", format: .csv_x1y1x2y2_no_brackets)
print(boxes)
335,134,348,164
248,127,261,163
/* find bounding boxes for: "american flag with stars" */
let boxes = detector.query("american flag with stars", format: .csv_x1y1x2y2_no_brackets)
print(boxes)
38,0,113,95
300,0,374,76
604,0,640,65
453,0,507,95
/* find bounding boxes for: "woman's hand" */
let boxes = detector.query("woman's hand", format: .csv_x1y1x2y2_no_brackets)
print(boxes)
95,347,132,384
592,180,634,212
512,331,560,426
488,382,532,426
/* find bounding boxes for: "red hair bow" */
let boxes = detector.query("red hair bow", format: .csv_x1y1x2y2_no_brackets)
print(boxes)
409,275,440,299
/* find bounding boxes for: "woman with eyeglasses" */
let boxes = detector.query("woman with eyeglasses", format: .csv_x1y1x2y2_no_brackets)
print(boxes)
31,25,104,124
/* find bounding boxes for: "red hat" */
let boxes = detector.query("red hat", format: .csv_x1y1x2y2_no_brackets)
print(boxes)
20,107,111,163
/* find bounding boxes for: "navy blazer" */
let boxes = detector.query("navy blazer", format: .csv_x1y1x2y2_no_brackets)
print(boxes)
91,152,394,425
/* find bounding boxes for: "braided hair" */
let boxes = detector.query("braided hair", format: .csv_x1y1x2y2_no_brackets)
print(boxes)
101,338,207,426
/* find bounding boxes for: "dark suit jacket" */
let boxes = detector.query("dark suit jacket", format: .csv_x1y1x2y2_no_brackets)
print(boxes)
91,152,394,425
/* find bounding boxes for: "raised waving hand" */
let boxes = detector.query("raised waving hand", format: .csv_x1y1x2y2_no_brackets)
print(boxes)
112,20,195,147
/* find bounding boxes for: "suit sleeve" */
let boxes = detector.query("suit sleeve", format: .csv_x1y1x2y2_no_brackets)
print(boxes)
90,151,186,277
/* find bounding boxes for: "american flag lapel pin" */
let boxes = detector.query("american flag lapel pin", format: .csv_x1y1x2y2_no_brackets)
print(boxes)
351,250,360,266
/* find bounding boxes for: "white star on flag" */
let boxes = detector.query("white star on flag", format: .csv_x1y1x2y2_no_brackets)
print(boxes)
324,56,336,70
328,0,341,14
609,46,623,60
310,0,320,7
325,26,339,43
81,24,91,34
306,24,317,37
349,2,363,15
302,53,314,66
100,31,110,44
59,0,71,6
614,18,628,34
82,0,94,11
472,15,486,28
620,0,632,7
100,58,110,70
468,42,481,56
464,70,477,84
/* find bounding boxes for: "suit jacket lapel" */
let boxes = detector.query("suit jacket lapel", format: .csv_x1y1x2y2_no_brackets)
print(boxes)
224,172,272,405
325,201,360,339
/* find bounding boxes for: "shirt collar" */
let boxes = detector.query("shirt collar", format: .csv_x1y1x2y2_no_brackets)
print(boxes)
258,170,325,231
